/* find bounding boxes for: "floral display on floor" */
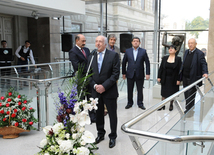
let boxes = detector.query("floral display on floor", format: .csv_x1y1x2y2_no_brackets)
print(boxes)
0,88,37,132
37,84,98,155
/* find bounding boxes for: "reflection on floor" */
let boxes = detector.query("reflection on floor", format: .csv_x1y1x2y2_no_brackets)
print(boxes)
0,82,213,155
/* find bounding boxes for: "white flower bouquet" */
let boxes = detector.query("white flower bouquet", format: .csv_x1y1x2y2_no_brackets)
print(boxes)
37,85,98,155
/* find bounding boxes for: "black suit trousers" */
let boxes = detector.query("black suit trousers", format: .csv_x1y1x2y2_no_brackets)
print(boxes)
96,95,117,139
183,76,197,112
127,73,144,106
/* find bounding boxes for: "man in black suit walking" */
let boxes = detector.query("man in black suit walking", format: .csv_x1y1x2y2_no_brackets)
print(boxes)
179,38,208,113
122,37,150,110
88,35,120,148
69,34,90,75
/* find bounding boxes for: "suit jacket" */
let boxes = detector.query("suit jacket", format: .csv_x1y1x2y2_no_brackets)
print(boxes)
158,55,182,85
69,46,90,74
88,49,120,99
179,48,208,86
122,47,150,80
107,44,121,62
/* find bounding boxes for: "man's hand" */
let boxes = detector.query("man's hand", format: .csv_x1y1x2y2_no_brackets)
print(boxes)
95,85,105,94
157,78,161,83
20,57,25,61
176,81,181,85
203,73,208,79
122,74,126,80
146,75,150,80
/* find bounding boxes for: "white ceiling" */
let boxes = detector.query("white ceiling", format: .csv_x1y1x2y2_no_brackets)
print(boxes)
0,0,85,18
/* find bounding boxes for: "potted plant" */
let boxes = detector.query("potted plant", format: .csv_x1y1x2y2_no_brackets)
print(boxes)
0,88,37,138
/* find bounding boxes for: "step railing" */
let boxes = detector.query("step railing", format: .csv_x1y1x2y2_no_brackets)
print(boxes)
121,71,214,155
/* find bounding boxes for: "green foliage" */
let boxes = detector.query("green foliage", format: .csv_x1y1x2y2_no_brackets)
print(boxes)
69,65,93,100
185,16,209,38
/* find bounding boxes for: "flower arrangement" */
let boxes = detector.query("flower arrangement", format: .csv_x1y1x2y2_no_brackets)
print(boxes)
0,88,37,131
37,85,98,155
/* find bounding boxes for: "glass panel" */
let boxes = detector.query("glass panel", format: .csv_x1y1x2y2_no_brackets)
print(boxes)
146,85,214,155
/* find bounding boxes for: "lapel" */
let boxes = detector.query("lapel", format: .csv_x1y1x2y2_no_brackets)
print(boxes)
136,48,141,61
191,49,198,68
129,48,135,61
163,56,169,69
76,46,87,60
173,56,178,69
99,49,109,74
92,53,99,74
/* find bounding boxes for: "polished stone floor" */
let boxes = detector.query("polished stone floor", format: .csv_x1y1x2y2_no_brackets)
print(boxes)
0,80,213,155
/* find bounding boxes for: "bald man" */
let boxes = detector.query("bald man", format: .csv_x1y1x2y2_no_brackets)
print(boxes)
88,35,120,148
69,34,90,75
179,38,208,113
69,34,96,122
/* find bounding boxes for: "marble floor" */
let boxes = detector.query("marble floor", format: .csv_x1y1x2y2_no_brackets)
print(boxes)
0,81,213,155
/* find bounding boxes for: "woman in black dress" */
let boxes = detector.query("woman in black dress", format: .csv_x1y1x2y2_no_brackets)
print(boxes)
157,45,182,111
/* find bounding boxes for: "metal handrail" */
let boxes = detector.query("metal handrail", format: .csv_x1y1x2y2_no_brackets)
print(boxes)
0,75,73,83
0,61,71,69
121,71,214,143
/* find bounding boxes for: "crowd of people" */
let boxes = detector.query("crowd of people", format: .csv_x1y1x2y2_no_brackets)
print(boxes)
68,34,208,149
1,34,208,149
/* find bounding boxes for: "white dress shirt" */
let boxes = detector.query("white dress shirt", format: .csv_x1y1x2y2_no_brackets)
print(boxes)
133,47,139,61
15,46,35,64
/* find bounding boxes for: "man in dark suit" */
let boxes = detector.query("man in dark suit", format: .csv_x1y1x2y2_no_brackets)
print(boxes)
88,35,120,148
69,34,90,75
179,38,208,113
69,34,96,122
122,37,150,110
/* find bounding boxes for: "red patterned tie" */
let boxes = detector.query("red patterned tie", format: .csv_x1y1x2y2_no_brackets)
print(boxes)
81,49,87,58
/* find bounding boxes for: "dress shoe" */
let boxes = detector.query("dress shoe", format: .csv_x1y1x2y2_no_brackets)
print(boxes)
109,139,116,148
125,104,132,109
138,104,146,110
95,136,104,144
90,119,96,124
157,105,165,111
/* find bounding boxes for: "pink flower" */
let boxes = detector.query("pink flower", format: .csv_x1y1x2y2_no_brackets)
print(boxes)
17,95,21,98
6,111,10,115
22,107,26,111
23,100,27,104
0,110,4,114
29,122,33,125
0,103,2,106
7,98,12,102
8,92,12,96
3,118,6,121
18,102,22,106
1,96,4,100
6,103,10,107
14,109,18,113
11,113,16,118
22,119,27,122
29,107,33,110
15,122,19,127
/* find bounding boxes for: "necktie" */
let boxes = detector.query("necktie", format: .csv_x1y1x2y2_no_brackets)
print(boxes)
98,52,103,73
189,51,191,55
81,49,87,58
